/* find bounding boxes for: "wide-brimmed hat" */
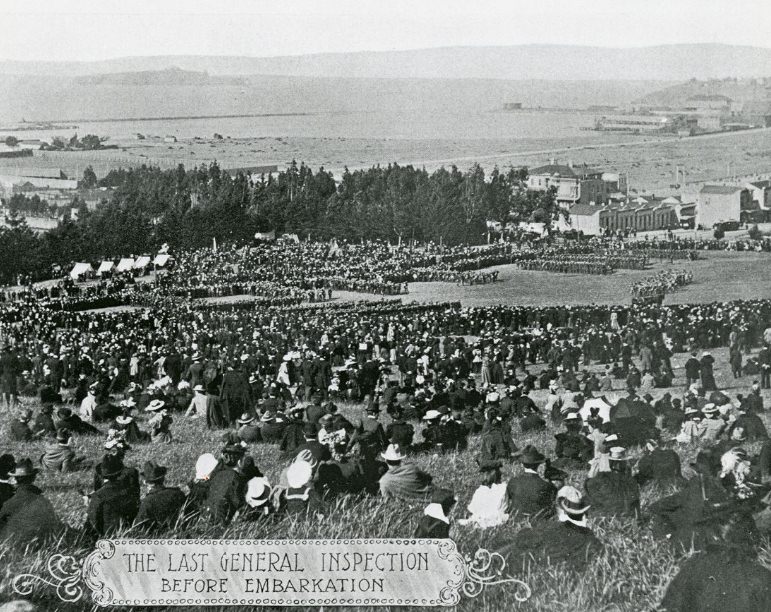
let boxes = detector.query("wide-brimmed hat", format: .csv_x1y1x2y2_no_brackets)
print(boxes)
431,487,456,507
142,461,168,483
286,460,313,488
557,485,590,515
518,445,546,465
608,447,630,461
119,397,137,409
195,453,218,480
423,409,441,421
245,476,271,508
486,392,500,404
702,403,719,414
381,443,406,462
237,413,254,425
9,458,38,478
56,428,72,445
146,399,165,412
564,412,581,422
57,407,72,418
193,384,205,392
260,411,275,422
543,461,567,481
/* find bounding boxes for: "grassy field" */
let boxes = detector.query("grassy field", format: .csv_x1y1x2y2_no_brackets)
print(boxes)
1,346,769,611
333,250,771,308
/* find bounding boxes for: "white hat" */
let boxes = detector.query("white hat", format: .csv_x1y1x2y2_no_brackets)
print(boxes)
557,485,590,515
119,397,136,408
415,375,425,385
564,412,581,422
702,403,718,413
486,392,500,403
245,477,271,508
608,447,630,461
287,460,313,488
195,453,218,480
146,399,165,412
177,380,190,390
381,443,406,462
193,384,205,392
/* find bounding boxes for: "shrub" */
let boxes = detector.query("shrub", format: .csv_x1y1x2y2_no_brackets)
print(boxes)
748,224,762,240
713,227,725,240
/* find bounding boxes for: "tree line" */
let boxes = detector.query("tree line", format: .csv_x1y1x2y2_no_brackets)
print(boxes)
0,161,559,285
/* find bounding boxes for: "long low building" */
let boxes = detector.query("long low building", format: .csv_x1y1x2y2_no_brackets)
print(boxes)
558,200,680,235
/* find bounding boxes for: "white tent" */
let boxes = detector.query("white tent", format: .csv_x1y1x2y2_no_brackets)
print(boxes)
116,258,135,272
96,261,114,276
153,254,170,267
578,396,613,424
69,262,93,280
133,256,151,269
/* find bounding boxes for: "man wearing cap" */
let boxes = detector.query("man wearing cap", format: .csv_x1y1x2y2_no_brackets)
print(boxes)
0,458,63,545
86,454,141,537
584,447,641,519
235,412,261,443
553,413,593,469
499,485,601,572
294,422,332,464
699,404,725,441
746,382,764,414
134,461,186,534
506,445,556,519
220,361,252,426
379,444,433,501
185,384,208,420
259,408,286,444
415,487,456,538
479,408,517,462
79,384,98,422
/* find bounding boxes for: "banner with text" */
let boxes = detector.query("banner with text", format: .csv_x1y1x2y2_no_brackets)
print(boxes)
81,539,466,607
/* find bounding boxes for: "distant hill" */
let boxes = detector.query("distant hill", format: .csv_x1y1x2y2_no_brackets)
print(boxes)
2,44,771,81
635,78,771,108
0,72,668,123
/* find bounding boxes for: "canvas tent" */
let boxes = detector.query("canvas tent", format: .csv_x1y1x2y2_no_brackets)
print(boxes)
116,258,135,272
153,254,170,267
96,261,114,276
69,262,93,280
133,256,151,270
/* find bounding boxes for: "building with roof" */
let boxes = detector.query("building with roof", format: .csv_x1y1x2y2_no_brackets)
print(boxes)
557,201,679,236
696,185,752,228
745,180,771,213
527,161,610,207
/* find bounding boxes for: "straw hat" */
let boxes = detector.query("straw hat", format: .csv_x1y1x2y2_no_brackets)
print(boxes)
381,443,406,462
557,485,590,515
286,460,313,488
245,477,271,508
195,453,218,480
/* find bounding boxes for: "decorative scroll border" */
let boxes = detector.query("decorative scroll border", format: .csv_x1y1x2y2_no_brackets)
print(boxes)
14,539,530,607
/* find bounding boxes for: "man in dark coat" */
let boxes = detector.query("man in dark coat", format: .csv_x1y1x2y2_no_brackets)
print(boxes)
479,409,517,462
33,403,58,438
0,454,15,511
305,395,326,425
134,461,186,533
0,458,63,545
220,364,252,426
279,407,306,454
294,423,332,464
553,413,593,469
385,408,415,449
415,488,455,538
10,409,34,441
746,382,764,414
660,507,771,612
259,410,287,444
584,447,641,519
205,442,250,524
506,445,556,519
635,439,683,486
347,405,388,461
499,485,602,571
56,407,100,436
684,352,701,388
236,413,262,443
86,454,140,537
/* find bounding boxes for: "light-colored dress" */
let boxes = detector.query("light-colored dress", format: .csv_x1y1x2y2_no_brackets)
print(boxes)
461,482,509,528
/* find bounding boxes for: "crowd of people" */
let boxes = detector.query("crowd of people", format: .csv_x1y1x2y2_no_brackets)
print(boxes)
1,236,771,609
630,269,694,300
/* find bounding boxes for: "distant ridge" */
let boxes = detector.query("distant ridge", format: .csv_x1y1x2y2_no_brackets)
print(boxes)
2,44,770,80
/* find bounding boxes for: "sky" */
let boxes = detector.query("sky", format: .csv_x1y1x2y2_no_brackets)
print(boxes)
2,0,771,62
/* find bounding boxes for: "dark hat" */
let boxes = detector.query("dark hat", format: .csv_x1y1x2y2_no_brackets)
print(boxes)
517,445,546,465
303,422,317,437
430,487,456,507
543,460,567,482
101,454,124,479
0,454,16,477
57,407,72,418
9,458,37,478
478,459,502,473
142,461,168,483
56,428,72,444
237,412,254,425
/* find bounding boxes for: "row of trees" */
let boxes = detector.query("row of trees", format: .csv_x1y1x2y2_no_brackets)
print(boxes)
0,161,560,284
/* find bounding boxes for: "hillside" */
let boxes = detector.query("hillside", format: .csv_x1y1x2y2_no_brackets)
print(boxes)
1,44,770,81
636,77,771,108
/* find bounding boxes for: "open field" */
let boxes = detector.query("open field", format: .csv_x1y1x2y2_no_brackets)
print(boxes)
0,342,769,611
334,251,771,308
6,121,771,195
